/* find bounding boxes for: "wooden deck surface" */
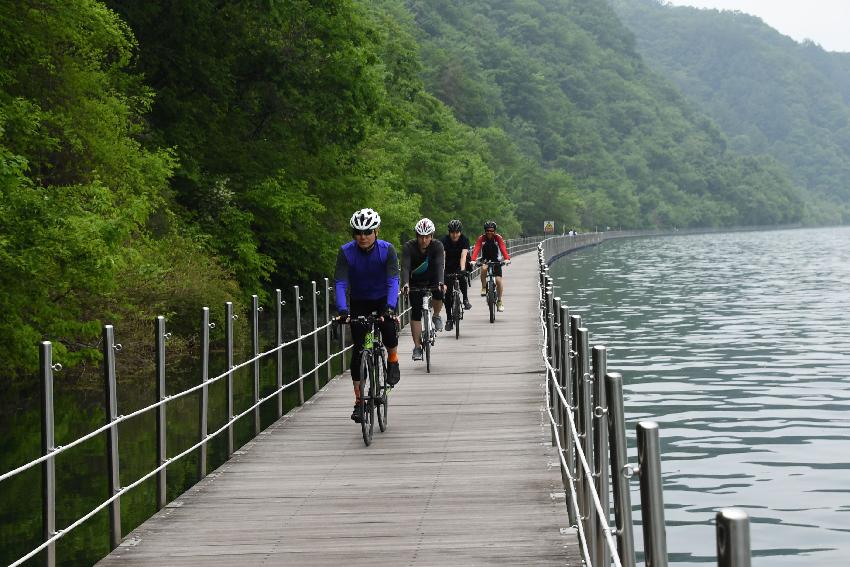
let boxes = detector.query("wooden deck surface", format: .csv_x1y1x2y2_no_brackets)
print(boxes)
98,251,580,566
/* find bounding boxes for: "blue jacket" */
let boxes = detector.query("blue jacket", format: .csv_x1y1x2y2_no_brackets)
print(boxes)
334,240,400,311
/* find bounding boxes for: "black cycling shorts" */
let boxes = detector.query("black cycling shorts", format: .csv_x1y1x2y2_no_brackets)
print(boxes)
482,262,503,278
408,286,444,322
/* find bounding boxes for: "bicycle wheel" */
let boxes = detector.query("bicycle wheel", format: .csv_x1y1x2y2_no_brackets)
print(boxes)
488,282,496,324
359,355,374,446
376,351,388,432
453,292,462,339
422,318,431,373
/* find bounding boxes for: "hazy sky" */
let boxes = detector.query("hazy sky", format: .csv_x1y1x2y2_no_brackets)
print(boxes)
666,1,850,52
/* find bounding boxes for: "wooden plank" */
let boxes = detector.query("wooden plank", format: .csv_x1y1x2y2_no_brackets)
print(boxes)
98,252,582,566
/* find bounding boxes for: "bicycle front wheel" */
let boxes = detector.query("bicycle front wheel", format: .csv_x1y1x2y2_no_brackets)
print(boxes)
488,285,496,324
359,355,374,445
376,351,388,432
453,293,462,339
421,319,431,373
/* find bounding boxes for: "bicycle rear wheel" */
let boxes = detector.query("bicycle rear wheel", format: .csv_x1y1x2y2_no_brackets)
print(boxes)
376,351,388,432
359,356,374,445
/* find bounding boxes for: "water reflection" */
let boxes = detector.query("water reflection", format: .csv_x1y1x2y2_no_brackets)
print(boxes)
551,226,850,566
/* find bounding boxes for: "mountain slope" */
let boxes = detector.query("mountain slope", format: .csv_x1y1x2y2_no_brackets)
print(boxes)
612,0,850,222
405,0,806,228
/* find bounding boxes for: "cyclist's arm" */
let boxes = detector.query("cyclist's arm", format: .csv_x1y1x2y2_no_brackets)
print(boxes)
496,234,511,261
471,235,483,262
333,248,350,312
385,244,400,309
432,239,445,285
459,247,468,271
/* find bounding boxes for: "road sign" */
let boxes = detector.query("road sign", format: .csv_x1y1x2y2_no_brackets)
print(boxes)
543,220,555,234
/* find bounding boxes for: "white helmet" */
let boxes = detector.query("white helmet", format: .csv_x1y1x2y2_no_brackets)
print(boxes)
350,208,381,230
415,217,436,236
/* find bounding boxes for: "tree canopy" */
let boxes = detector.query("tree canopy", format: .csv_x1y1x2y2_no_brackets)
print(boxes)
1,0,837,374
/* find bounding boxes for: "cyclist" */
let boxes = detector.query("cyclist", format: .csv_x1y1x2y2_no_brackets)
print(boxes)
401,218,445,361
335,208,401,423
471,220,511,312
440,219,472,332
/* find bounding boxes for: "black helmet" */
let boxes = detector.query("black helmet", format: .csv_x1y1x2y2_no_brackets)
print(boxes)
483,220,497,230
448,219,463,232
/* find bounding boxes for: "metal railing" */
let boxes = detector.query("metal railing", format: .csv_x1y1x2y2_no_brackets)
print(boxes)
2,233,537,567
2,277,417,567
537,235,752,566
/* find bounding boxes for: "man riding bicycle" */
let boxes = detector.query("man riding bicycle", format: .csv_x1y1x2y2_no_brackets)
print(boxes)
401,218,445,361
471,220,511,312
335,208,400,423
440,219,473,332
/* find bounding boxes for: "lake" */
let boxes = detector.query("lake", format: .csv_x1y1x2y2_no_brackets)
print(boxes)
549,226,850,566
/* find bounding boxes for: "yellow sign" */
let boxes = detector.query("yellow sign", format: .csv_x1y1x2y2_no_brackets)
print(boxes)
543,221,555,233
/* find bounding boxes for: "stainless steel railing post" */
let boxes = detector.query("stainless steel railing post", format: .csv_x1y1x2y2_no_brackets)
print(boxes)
545,281,555,445
637,421,668,567
592,345,611,567
199,308,210,479
155,317,167,509
559,304,577,527
312,280,320,392
102,325,122,549
225,301,235,458
251,295,261,434
275,290,284,419
577,327,597,562
716,509,751,567
341,292,348,372
325,278,332,382
551,297,562,448
40,341,56,567
294,286,304,405
605,372,636,567
570,314,584,520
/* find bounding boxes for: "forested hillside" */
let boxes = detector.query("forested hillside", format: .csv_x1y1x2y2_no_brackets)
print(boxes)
406,0,804,230
612,0,850,223
0,0,816,374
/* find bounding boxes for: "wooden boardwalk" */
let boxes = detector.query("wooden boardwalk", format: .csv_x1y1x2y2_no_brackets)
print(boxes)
98,252,580,566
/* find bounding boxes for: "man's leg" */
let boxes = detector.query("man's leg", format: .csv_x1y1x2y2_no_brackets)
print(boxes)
479,264,488,294
444,281,455,321
411,320,422,347
349,319,367,422
381,315,401,384
496,275,505,311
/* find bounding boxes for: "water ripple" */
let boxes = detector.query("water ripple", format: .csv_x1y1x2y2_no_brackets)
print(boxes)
552,227,850,566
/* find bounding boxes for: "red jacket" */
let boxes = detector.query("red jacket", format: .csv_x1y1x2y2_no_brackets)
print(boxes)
471,233,510,262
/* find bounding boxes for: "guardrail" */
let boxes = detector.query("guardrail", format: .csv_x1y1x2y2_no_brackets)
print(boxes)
1,233,541,566
537,235,752,566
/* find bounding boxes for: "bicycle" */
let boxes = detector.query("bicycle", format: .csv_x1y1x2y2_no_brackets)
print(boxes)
445,273,465,340
338,314,394,445
408,286,439,373
479,260,506,324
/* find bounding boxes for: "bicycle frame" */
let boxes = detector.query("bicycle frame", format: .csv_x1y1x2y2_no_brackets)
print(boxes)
409,287,437,372
344,314,391,444
480,260,504,323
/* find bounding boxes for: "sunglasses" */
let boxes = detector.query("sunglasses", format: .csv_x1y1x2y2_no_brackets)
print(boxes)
485,229,495,233
352,229,374,236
